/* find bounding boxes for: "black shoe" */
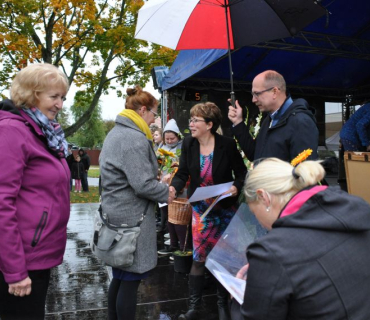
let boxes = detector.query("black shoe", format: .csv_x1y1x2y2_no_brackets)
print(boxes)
178,275,205,320
216,281,231,320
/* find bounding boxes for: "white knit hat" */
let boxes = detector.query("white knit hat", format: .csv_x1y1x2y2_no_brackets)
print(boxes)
163,119,181,135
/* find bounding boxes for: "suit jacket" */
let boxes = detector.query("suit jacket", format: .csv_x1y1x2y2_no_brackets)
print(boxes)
171,133,247,208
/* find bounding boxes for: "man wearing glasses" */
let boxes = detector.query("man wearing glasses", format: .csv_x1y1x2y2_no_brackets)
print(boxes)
228,70,318,162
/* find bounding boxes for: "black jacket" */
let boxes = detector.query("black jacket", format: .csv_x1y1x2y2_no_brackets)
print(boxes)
66,154,75,170
171,133,247,209
232,98,318,162
231,186,370,320
71,162,85,180
78,149,90,171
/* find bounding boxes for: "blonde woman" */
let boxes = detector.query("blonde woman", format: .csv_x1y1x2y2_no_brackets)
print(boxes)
231,158,370,320
0,63,70,319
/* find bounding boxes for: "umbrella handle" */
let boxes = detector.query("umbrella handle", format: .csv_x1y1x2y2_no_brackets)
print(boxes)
230,91,236,108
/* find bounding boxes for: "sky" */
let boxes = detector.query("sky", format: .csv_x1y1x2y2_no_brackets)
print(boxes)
64,80,161,121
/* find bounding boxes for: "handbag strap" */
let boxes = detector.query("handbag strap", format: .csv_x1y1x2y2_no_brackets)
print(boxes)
98,200,151,229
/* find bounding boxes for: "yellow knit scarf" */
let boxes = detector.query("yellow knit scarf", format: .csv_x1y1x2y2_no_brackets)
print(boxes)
118,109,153,142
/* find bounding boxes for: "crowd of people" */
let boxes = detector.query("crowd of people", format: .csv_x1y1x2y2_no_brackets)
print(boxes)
1,63,370,320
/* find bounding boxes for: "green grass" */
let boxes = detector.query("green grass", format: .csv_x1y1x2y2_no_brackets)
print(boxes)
88,166,100,178
70,186,100,203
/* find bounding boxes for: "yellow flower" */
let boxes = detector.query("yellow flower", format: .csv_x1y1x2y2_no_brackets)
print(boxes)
291,149,313,167
157,148,176,158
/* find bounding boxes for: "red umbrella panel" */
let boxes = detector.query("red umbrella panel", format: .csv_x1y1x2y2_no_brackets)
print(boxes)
135,0,327,103
135,0,326,50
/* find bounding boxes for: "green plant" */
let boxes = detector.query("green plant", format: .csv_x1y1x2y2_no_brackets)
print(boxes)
173,250,192,256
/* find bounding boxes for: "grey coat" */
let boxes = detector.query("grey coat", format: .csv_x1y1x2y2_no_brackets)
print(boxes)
99,115,169,273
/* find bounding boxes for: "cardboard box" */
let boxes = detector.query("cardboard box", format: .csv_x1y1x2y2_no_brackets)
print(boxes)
344,151,370,204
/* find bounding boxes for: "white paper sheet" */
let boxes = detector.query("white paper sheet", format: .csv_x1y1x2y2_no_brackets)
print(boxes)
211,261,246,305
158,202,167,208
188,181,233,203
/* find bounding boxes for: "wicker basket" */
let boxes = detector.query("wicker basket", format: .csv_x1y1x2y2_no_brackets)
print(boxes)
168,198,192,225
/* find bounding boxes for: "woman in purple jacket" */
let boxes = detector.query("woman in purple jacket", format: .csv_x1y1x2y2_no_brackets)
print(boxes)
0,63,70,319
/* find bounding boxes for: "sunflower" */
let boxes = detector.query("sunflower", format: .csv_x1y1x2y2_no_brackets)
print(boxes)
157,148,176,158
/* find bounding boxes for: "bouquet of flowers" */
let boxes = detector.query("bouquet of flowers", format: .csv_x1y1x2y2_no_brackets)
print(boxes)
235,109,263,170
157,148,181,182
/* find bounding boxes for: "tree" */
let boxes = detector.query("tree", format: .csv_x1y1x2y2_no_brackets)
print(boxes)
0,0,177,136
103,119,116,136
70,90,105,149
57,107,71,130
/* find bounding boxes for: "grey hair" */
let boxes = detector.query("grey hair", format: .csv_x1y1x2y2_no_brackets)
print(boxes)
263,70,286,93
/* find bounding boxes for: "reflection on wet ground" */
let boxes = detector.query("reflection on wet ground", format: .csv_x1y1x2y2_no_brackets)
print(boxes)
45,203,219,320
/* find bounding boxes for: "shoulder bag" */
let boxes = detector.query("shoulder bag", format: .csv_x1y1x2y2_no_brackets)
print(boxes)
90,201,150,268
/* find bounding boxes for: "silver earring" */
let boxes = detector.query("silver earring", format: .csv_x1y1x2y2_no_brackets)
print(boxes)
266,207,270,212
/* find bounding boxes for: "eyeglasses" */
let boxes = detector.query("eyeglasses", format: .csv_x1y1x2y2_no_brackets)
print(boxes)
189,118,206,124
251,87,275,98
148,109,158,118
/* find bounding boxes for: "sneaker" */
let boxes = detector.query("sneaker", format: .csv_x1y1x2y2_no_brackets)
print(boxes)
74,190,77,193
169,255,174,261
79,191,82,193
164,239,170,246
164,233,170,239
158,247,176,256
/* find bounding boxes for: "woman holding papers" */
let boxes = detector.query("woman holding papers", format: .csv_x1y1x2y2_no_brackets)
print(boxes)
231,157,370,320
170,102,247,320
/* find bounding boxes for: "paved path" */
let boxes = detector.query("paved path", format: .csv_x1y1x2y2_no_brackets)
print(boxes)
87,177,99,187
45,203,218,320
54,174,341,319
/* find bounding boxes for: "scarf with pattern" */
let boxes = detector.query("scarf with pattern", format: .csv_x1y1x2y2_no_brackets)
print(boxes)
22,107,68,158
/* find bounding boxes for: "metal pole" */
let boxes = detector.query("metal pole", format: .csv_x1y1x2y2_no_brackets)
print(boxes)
162,90,168,128
224,0,235,108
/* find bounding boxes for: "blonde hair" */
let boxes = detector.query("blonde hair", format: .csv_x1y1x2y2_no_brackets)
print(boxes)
125,85,158,112
10,63,69,108
244,158,325,206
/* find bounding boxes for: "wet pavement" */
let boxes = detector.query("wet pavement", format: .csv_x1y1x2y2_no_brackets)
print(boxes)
46,174,340,319
45,203,219,320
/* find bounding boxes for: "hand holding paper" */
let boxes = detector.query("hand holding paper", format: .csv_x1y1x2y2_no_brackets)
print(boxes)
224,185,238,197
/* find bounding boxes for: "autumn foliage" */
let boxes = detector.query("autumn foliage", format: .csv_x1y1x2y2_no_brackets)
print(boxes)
0,0,177,136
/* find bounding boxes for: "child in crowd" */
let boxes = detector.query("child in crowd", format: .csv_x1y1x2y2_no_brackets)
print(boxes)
71,155,85,193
